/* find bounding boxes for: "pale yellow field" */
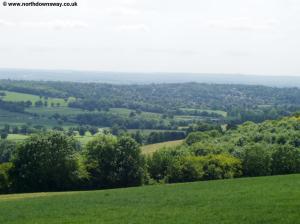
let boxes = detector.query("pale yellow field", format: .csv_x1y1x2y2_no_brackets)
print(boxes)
141,140,184,155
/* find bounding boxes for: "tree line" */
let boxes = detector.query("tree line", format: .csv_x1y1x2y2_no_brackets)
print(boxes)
1,115,300,193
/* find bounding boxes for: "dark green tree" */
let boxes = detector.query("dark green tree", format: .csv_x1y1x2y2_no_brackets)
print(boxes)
240,144,272,177
11,132,85,193
85,135,145,188
271,145,300,175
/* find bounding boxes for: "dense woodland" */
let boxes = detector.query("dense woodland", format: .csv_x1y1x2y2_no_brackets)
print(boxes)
1,115,300,193
1,80,300,193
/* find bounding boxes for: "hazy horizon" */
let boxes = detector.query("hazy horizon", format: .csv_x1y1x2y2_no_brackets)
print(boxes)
2,68,300,87
0,67,300,77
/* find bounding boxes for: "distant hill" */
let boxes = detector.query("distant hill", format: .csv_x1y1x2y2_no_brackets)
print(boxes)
1,68,300,87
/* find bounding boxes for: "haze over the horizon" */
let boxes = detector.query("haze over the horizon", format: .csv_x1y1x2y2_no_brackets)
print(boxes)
1,0,300,76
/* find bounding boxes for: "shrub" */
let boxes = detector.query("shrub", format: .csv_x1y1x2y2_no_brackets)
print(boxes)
0,162,13,194
147,146,191,181
240,144,272,177
0,140,17,163
166,156,204,183
190,142,222,156
201,154,242,180
185,132,210,145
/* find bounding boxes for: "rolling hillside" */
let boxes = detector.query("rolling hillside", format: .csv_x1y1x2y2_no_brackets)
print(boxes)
0,174,299,224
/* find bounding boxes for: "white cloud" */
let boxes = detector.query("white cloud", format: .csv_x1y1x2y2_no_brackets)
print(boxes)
0,19,15,27
122,0,137,5
117,24,150,32
105,7,140,16
18,20,88,30
207,18,278,32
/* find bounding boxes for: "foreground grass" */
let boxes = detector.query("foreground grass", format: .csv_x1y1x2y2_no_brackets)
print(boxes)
142,140,184,154
1,174,299,224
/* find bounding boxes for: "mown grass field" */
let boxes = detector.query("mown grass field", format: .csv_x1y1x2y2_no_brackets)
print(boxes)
142,140,184,154
0,174,299,224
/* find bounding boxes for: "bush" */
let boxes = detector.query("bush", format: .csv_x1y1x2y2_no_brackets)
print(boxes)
185,132,210,145
147,146,192,181
190,142,222,156
0,140,17,163
201,154,242,180
148,148,241,183
240,144,272,177
166,156,204,183
0,162,12,194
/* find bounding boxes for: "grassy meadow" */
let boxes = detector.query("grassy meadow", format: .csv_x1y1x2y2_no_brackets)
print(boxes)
0,174,299,224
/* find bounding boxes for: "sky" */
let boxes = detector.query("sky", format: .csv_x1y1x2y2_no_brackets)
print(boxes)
0,0,300,76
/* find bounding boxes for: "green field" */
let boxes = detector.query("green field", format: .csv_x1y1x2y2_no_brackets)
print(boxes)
0,174,299,224
175,115,204,121
0,109,60,128
7,132,99,145
142,140,184,154
180,108,228,117
110,108,162,119
26,107,85,116
1,91,70,107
